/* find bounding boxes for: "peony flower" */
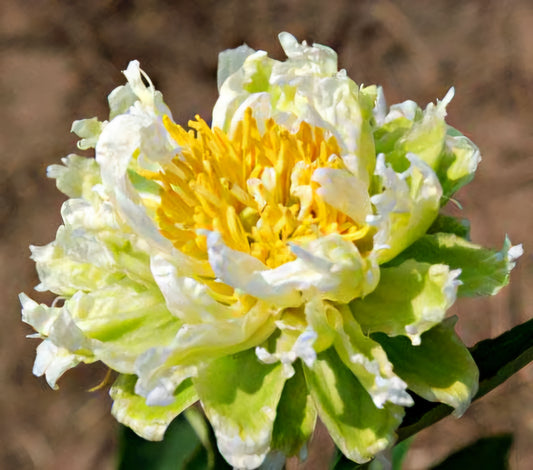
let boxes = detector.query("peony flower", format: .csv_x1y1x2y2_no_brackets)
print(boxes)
21,33,522,468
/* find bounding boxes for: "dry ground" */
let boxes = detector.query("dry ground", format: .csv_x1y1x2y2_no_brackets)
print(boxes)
1,1,532,469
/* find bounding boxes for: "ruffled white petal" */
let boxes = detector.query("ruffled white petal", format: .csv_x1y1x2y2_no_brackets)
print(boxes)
206,231,379,307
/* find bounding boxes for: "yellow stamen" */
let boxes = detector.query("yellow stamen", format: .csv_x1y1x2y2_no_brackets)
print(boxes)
148,108,372,269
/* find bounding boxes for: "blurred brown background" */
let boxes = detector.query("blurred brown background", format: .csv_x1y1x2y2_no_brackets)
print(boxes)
1,1,532,469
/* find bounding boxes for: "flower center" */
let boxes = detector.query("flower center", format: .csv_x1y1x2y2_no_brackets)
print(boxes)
147,109,371,268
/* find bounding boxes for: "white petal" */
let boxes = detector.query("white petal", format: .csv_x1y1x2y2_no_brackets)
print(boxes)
33,340,82,389
151,255,235,323
312,167,371,224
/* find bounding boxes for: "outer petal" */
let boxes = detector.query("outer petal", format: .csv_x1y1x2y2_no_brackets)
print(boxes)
20,293,62,337
391,233,523,297
193,349,287,469
64,282,180,373
271,361,317,458
332,305,413,408
438,128,481,198
396,89,453,170
372,317,479,416
95,61,213,280
350,259,461,345
374,88,480,200
21,296,95,388
304,348,404,464
110,374,198,441
47,154,102,200
32,340,83,389
369,153,442,264
71,118,106,150
30,194,153,296
134,301,279,406
256,326,318,379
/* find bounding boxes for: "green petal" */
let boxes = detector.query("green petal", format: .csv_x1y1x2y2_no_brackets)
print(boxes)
392,233,523,297
304,348,404,463
374,90,480,202
437,127,481,199
193,349,286,469
374,90,451,173
66,282,180,373
71,117,106,150
371,154,442,264
397,96,448,170
271,361,317,458
372,318,479,416
350,259,460,345
134,300,279,408
110,374,198,441
332,305,413,408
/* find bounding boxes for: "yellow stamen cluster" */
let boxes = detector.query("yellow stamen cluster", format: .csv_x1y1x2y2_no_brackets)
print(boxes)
147,109,370,268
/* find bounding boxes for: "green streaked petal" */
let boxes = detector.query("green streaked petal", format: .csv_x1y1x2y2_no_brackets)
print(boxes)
374,89,479,202
392,233,523,297
110,374,198,441
371,154,442,264
372,318,479,416
134,301,278,407
332,305,413,408
66,282,180,373
271,361,317,458
399,95,449,170
193,349,286,469
374,90,451,173
350,259,460,345
304,348,404,464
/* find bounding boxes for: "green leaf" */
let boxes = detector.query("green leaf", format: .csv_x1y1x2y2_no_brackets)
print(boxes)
388,233,522,297
271,360,317,457
469,317,533,399
391,437,414,470
110,374,198,441
193,349,286,469
372,318,479,416
397,318,533,442
430,434,513,470
304,348,404,464
427,214,470,239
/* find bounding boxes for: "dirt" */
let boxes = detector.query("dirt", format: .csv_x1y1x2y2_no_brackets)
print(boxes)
1,1,531,469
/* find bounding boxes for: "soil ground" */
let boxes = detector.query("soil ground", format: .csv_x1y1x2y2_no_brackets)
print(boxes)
1,1,532,469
